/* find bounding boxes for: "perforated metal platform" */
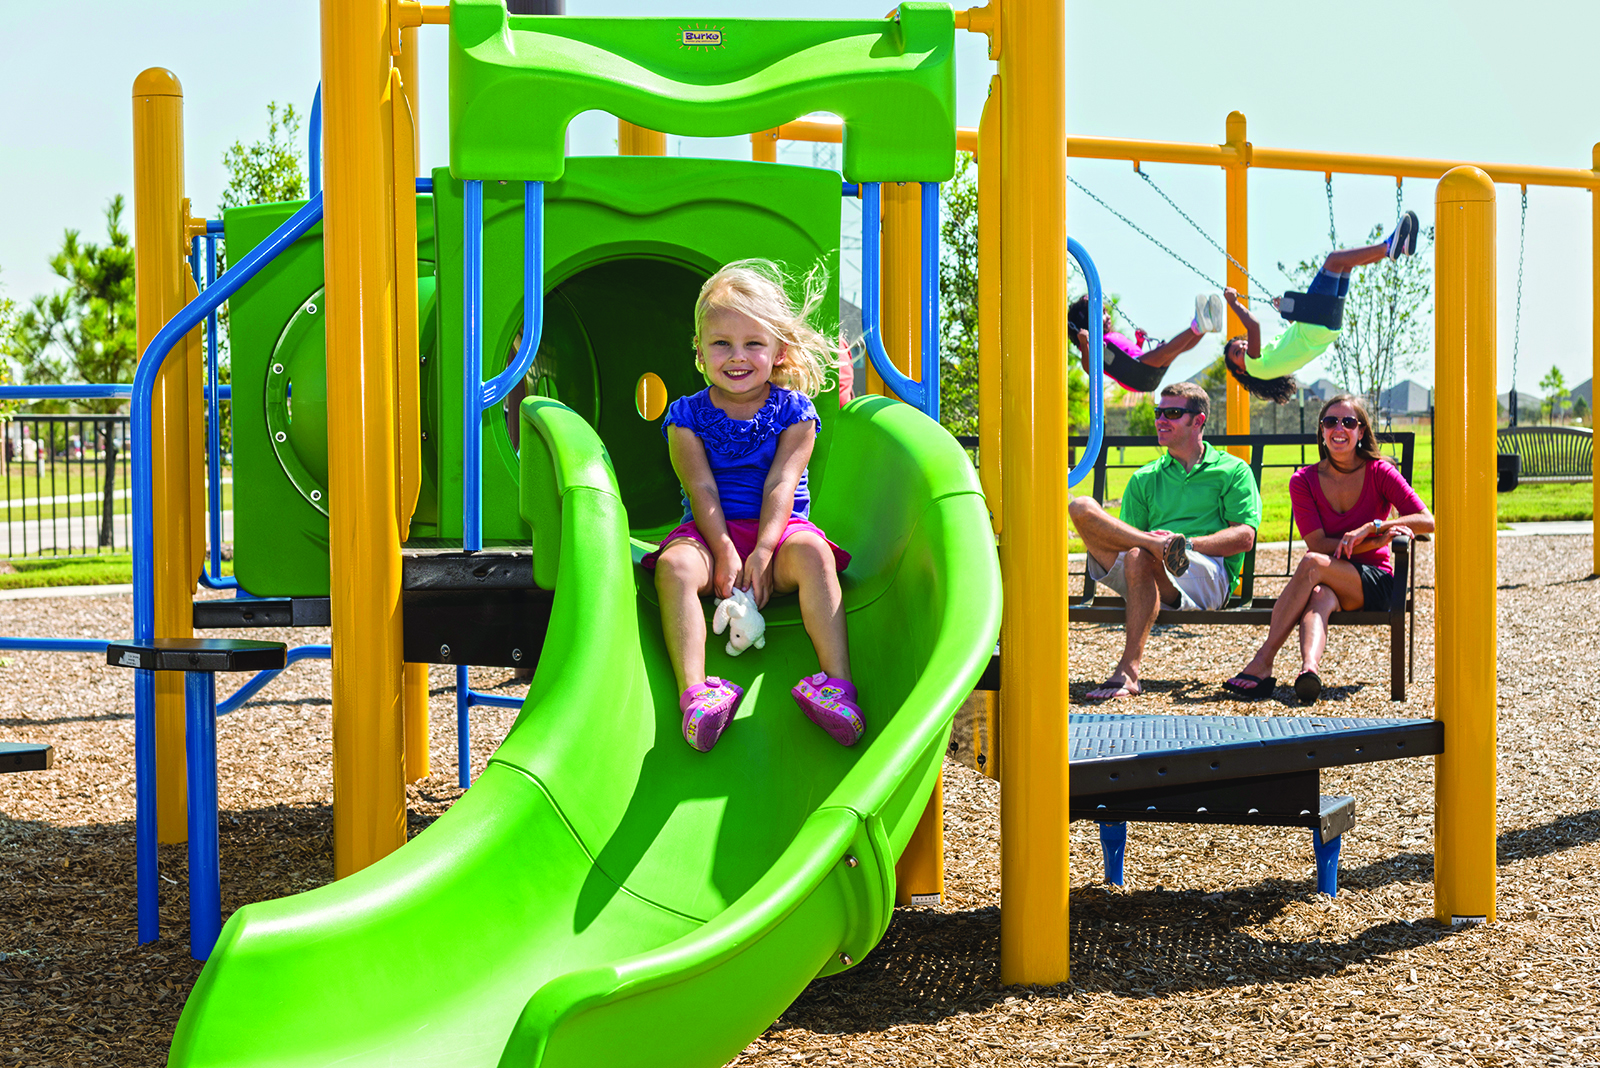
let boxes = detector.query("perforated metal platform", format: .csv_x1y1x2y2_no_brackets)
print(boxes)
1069,713,1443,797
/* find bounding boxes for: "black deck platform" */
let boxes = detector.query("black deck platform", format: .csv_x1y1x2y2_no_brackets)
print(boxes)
2,743,54,774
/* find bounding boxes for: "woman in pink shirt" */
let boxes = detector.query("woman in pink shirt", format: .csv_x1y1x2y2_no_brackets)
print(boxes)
1223,394,1433,705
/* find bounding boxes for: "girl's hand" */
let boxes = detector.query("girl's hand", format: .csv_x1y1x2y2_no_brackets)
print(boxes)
738,545,776,609
711,541,742,600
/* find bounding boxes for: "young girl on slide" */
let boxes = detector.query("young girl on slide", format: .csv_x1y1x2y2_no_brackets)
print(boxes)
1069,293,1227,393
1221,211,1420,403
641,259,863,754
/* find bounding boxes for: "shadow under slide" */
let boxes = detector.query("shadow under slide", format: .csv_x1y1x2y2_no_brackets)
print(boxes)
169,394,1002,1068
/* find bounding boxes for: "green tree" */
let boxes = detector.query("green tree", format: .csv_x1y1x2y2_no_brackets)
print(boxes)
1538,365,1568,425
1127,395,1156,437
219,102,307,211
0,199,137,546
939,153,1087,439
1281,224,1433,408
1572,395,1589,425
2,196,136,409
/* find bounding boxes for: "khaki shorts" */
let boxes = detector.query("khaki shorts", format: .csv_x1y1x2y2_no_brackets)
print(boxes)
1087,549,1231,611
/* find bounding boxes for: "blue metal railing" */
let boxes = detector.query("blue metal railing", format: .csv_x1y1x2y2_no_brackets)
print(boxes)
218,644,332,715
1066,236,1104,488
131,192,325,943
454,664,525,788
461,179,545,550
857,182,941,422
190,232,237,591
309,84,322,202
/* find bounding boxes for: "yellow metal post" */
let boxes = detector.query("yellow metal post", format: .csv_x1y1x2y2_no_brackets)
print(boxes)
750,129,779,163
883,179,942,903
322,0,408,874
618,120,666,156
131,67,198,844
1433,166,1498,925
977,76,1002,534
1223,111,1251,448
998,0,1071,985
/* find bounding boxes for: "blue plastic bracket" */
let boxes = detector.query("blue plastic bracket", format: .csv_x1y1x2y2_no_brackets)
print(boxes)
1098,821,1128,886
1312,830,1342,897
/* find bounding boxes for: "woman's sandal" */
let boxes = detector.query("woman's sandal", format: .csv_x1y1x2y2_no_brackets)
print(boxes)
1294,670,1322,706
1163,535,1191,577
1222,673,1275,700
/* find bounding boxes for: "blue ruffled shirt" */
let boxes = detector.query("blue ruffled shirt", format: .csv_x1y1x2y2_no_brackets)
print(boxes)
662,387,820,523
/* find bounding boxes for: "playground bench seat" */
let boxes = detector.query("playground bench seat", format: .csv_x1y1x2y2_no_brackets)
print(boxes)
1068,432,1419,702
1,742,54,774
1497,425,1593,485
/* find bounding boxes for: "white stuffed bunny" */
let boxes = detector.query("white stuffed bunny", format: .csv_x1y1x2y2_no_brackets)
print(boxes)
712,587,767,657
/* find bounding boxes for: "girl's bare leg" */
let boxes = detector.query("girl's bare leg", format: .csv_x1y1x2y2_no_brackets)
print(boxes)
1138,325,1204,371
654,540,714,693
1299,584,1341,675
774,532,851,681
1322,241,1390,274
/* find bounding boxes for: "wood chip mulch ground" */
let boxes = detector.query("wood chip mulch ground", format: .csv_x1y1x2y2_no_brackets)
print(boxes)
2,536,1597,1067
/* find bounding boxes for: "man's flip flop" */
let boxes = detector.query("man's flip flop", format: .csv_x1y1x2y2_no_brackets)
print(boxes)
1163,535,1190,577
1295,670,1322,706
1222,673,1275,699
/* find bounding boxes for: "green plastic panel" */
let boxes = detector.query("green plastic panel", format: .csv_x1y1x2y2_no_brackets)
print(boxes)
225,197,438,596
428,155,842,541
169,394,1002,1068
449,0,957,182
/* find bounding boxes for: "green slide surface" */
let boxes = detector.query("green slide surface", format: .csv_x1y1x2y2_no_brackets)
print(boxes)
169,394,1001,1068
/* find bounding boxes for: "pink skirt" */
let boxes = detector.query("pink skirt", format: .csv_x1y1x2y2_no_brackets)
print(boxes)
641,516,851,573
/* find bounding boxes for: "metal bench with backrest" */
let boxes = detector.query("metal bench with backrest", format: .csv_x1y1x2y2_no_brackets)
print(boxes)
1067,432,1419,700
1497,425,1593,484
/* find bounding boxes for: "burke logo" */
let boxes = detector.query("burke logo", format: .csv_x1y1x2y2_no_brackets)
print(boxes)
680,29,723,46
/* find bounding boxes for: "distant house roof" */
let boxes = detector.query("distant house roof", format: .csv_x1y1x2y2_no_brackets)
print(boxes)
1302,378,1343,403
1572,377,1593,409
1377,379,1431,414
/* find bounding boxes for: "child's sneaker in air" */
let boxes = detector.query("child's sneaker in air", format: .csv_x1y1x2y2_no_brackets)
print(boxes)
1387,211,1419,258
791,673,865,747
1193,292,1227,333
681,677,744,753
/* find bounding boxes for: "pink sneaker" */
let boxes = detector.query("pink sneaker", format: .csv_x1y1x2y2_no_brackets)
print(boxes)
791,673,865,747
681,677,743,752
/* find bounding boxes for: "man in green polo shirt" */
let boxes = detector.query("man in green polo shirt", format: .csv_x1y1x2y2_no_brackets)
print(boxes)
1067,381,1261,700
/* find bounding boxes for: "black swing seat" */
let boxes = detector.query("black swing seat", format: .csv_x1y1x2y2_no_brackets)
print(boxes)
1276,290,1344,331
1103,345,1168,393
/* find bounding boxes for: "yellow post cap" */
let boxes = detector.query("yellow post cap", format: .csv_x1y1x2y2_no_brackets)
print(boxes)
133,68,183,99
1437,165,1494,204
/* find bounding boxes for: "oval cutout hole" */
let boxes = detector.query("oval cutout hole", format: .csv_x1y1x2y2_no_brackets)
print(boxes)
635,372,668,420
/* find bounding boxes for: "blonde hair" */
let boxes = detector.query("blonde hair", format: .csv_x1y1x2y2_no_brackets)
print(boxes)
692,258,834,397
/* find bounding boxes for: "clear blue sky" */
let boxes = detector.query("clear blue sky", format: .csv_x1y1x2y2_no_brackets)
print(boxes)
1,0,1595,394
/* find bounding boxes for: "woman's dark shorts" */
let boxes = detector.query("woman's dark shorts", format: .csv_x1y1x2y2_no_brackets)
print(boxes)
1353,562,1394,611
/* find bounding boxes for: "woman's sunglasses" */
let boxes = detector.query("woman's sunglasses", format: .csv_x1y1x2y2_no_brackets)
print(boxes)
1154,406,1199,421
1321,415,1362,430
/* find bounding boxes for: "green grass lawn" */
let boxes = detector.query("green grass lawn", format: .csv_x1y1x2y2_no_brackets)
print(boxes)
1067,430,1592,554
0,552,234,590
0,471,232,524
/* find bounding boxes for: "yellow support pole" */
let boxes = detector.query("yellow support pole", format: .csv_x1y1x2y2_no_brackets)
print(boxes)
131,67,198,844
883,179,941,903
389,39,429,782
750,129,779,163
977,76,1002,535
322,0,408,875
998,0,1071,985
1433,166,1498,925
618,120,666,156
1593,145,1599,578
1223,111,1251,449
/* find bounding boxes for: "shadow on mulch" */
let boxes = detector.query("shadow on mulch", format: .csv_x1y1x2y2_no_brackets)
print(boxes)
773,807,1600,1039
1071,676,1378,707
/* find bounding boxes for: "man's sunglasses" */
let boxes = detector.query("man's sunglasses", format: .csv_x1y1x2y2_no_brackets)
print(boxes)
1320,415,1362,430
1154,406,1200,420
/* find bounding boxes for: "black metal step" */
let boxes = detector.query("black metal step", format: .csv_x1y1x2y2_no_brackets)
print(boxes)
194,597,331,629
107,638,288,673
1,743,53,774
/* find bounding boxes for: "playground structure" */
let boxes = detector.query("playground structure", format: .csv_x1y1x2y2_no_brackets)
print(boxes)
0,0,1524,1063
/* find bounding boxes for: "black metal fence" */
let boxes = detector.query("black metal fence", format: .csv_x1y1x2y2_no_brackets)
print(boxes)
3,413,132,559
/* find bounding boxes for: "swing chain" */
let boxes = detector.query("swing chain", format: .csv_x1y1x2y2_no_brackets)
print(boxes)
1326,174,1338,251
1068,173,1226,293
1133,167,1280,300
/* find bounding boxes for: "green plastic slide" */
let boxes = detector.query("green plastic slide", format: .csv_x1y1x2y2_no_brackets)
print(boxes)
169,394,1001,1068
